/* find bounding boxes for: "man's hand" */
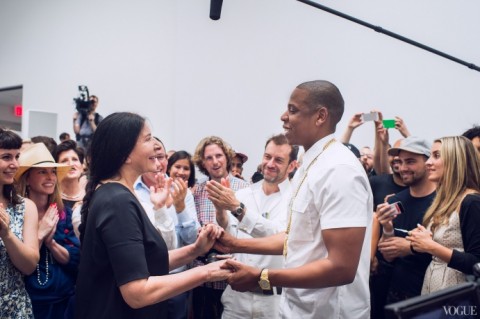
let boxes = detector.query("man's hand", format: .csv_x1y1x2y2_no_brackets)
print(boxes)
149,174,172,210
206,178,239,211
222,259,261,292
378,237,411,261
395,116,411,138
213,231,237,254
376,202,397,233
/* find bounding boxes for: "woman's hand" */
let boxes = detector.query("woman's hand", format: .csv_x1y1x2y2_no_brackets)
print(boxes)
194,223,224,256
149,174,173,210
203,259,233,282
406,224,434,254
38,204,59,242
171,178,187,213
0,203,11,239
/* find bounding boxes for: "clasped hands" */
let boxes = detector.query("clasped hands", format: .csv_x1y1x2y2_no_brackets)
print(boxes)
195,224,263,291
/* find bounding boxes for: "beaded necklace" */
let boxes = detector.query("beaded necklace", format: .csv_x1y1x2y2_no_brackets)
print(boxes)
36,249,50,285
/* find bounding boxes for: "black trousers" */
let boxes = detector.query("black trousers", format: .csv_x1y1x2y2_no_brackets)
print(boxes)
191,286,224,319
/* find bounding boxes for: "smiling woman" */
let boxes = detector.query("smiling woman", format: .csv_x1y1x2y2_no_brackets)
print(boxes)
15,142,80,319
0,127,39,319
75,112,231,319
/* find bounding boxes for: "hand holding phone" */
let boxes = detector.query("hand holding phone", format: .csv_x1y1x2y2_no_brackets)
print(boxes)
361,112,379,122
388,201,404,217
383,119,396,128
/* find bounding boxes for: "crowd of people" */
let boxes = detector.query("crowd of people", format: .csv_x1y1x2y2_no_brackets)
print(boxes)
1,82,479,319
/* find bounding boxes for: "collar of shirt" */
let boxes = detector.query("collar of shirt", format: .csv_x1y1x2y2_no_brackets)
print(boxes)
301,133,336,168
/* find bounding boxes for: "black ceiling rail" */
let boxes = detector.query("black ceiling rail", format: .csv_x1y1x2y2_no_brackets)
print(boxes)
297,0,480,73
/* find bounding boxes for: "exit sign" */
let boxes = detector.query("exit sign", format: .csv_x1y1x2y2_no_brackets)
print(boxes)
14,105,22,117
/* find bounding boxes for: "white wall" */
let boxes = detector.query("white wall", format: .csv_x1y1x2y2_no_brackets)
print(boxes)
1,0,479,177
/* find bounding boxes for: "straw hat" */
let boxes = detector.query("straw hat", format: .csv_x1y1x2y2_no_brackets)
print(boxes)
15,143,71,182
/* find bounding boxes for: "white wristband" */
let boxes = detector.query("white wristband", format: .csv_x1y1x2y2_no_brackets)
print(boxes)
383,228,394,236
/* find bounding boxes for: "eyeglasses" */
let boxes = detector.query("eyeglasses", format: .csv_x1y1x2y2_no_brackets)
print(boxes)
232,163,243,168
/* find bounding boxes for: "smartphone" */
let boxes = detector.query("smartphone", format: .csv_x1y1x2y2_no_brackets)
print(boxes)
383,119,396,128
389,201,405,217
361,112,379,122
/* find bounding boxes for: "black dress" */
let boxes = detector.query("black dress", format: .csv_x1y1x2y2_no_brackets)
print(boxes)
75,183,169,319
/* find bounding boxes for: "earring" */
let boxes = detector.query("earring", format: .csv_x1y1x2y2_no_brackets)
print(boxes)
25,186,30,197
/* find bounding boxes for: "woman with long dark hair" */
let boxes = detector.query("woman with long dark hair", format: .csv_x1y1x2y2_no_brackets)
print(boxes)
0,128,39,319
165,150,201,319
75,113,230,319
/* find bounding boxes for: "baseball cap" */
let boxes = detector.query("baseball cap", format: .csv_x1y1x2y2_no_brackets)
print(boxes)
343,143,360,158
234,151,248,163
387,136,431,157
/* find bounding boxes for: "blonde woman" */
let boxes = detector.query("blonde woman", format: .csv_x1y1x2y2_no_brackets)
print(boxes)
407,136,480,294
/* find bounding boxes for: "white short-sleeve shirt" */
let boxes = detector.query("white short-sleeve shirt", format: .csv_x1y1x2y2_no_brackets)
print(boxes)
280,135,373,319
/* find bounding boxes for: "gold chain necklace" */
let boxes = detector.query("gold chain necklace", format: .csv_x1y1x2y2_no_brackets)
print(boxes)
283,138,336,258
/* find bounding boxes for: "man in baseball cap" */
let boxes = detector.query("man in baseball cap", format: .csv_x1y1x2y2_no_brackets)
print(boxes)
387,136,431,158
376,135,436,305
231,151,248,180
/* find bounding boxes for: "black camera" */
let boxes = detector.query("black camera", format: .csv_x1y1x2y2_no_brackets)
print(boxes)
73,85,93,116
196,249,224,264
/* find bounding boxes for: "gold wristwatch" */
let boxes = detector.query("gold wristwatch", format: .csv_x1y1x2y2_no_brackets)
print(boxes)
258,268,271,290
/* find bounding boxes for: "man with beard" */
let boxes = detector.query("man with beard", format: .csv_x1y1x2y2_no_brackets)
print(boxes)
369,138,408,319
205,134,298,319
360,146,376,177
376,136,436,306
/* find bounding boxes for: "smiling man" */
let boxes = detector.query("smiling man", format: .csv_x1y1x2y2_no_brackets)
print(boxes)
216,80,373,319
205,134,298,319
376,136,436,304
191,136,249,319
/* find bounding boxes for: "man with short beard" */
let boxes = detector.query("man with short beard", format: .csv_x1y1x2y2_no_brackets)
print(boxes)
206,134,298,319
376,136,436,305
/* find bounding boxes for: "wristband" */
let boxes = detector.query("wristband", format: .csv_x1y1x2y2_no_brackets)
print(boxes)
383,228,394,236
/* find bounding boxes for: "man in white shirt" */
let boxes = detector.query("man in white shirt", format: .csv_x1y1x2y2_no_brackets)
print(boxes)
217,80,373,319
133,137,177,249
206,134,298,319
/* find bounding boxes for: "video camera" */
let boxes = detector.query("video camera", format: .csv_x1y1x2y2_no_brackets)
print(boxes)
73,85,93,116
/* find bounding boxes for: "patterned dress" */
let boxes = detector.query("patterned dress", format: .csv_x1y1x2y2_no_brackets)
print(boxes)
421,212,466,294
0,200,34,319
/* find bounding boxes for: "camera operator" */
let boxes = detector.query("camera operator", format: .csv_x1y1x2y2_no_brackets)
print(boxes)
73,95,103,151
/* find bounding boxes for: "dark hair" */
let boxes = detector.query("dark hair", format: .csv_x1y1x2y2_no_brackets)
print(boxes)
297,80,344,129
54,140,85,164
31,135,58,156
167,150,196,188
0,127,22,205
264,134,299,163
462,125,480,140
59,132,70,141
79,112,146,243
